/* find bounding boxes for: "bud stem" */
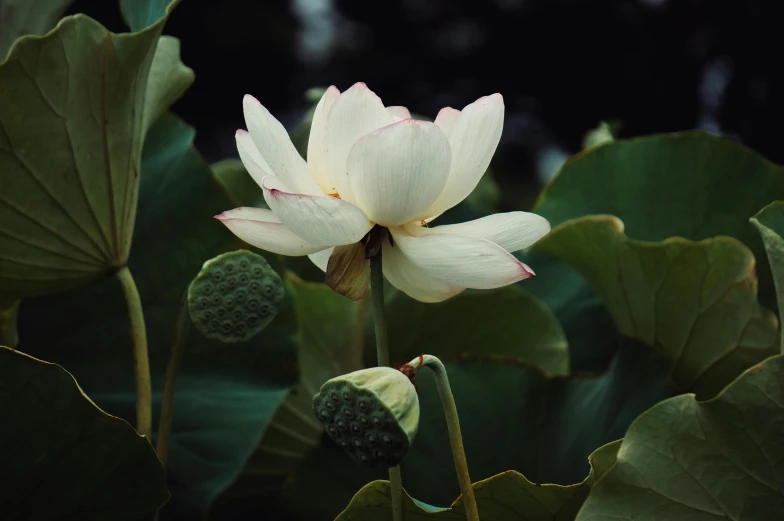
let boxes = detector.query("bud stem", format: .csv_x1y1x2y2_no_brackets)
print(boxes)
370,252,404,521
156,291,191,466
407,355,479,521
117,266,153,440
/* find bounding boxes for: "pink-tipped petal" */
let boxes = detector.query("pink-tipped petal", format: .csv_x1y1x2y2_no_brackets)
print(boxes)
434,107,461,137
307,86,341,193
323,82,395,202
243,94,322,195
215,207,326,255
382,234,464,303
413,212,551,252
386,105,412,120
308,247,334,272
346,119,451,227
235,130,273,187
261,176,372,246
426,94,505,216
389,226,534,290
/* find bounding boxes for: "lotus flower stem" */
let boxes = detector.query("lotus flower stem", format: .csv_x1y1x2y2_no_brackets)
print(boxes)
407,355,479,521
370,252,404,521
156,292,191,465
117,266,153,440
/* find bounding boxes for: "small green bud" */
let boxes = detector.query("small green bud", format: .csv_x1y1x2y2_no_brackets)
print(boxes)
313,367,419,468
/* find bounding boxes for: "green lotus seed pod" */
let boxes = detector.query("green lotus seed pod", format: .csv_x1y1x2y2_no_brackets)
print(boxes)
313,367,419,468
188,250,284,342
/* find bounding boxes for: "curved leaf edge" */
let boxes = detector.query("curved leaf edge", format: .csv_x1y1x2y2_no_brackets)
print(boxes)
334,439,623,520
534,130,784,213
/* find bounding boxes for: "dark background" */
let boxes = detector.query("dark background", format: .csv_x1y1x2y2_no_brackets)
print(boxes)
69,0,783,207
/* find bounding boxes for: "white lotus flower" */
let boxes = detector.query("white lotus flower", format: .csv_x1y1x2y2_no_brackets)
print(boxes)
216,82,550,302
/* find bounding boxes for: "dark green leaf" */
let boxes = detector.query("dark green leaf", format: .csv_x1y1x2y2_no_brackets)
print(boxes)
577,354,784,521
0,0,74,59
750,200,784,352
381,286,570,375
336,441,621,521
532,215,778,398
16,114,298,520
0,346,168,520
0,1,188,299
534,131,784,312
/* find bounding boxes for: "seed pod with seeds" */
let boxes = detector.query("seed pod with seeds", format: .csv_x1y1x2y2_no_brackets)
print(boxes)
187,250,284,342
312,367,419,468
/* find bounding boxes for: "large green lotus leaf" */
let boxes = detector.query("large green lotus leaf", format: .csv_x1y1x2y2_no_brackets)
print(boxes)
519,251,618,373
0,0,73,59
576,354,784,520
533,215,779,398
533,132,784,312
751,200,784,351
16,114,298,520
141,35,193,133
0,346,168,520
0,0,190,300
212,277,366,510
380,286,570,375
336,441,621,521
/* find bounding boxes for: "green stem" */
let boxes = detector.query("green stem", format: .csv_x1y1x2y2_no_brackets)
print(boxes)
156,293,191,466
370,252,403,521
370,253,390,366
117,266,153,440
409,355,479,521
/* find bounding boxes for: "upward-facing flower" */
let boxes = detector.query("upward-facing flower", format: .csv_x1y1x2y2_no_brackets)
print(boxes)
216,82,550,302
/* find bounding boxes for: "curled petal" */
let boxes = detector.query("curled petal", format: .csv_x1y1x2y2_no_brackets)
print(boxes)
243,94,322,195
433,107,460,137
324,82,394,202
307,86,341,193
235,130,273,187
261,176,372,246
414,212,551,252
382,235,464,303
326,243,370,301
215,207,326,255
426,94,504,216
309,247,333,272
386,106,411,120
347,119,451,227
389,226,534,290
